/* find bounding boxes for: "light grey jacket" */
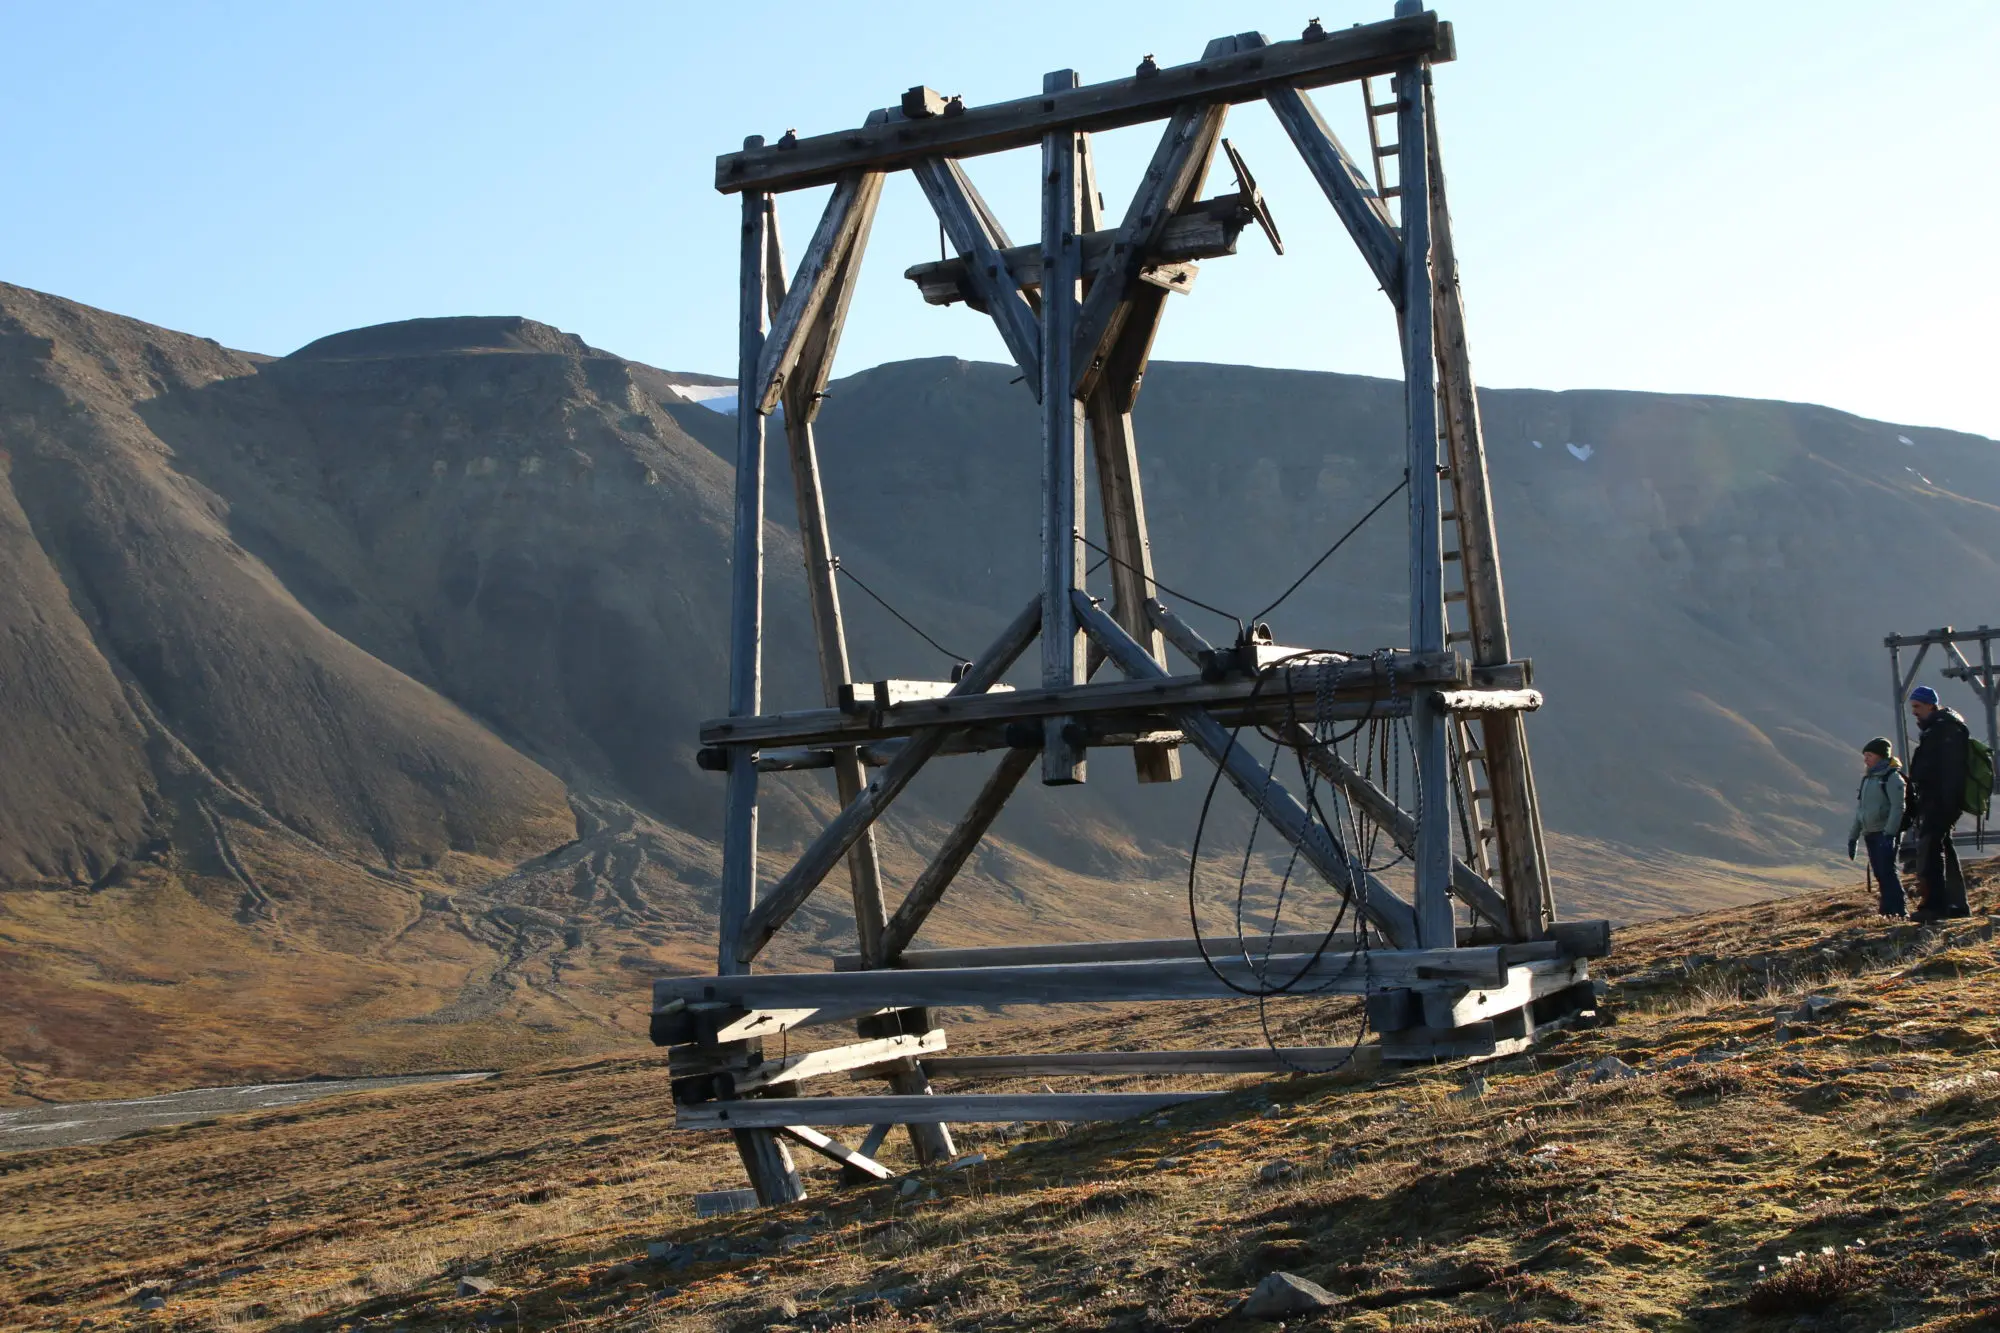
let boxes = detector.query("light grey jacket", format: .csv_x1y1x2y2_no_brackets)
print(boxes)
1849,759,1906,840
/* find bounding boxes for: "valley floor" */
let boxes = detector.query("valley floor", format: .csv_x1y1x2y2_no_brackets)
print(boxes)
3,865,1998,1332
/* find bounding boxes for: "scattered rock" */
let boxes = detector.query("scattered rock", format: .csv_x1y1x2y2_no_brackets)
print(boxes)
1243,1272,1336,1320
766,1296,800,1322
1659,1055,1694,1072
761,1219,791,1240
1586,1056,1638,1083
1451,1074,1488,1100
458,1276,497,1296
896,1176,923,1197
138,1297,167,1312
1888,1086,1919,1102
1191,1139,1226,1153
945,1152,987,1171
1259,1105,1285,1119
779,1234,812,1253
879,1225,917,1255
1155,1156,1184,1170
1257,1159,1301,1185
603,1261,638,1281
1694,1047,1738,1064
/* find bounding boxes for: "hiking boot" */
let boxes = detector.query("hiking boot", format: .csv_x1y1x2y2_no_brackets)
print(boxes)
1912,908,1945,924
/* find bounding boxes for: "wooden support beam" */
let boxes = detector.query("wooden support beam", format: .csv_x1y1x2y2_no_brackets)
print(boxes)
904,197,1250,306
739,1032,948,1094
1422,82,1553,940
778,1124,894,1180
836,931,1358,971
880,745,1040,960
657,945,1508,1013
755,171,884,414
1075,591,1421,947
733,600,1040,966
700,648,1462,749
684,1092,1219,1128
1394,64,1454,952
912,158,1042,387
1071,42,1232,401
926,1046,1380,1079
1263,74,1402,301
1276,721,1510,931
1420,958,1586,1031
1041,69,1089,785
1435,688,1542,714
715,13,1453,194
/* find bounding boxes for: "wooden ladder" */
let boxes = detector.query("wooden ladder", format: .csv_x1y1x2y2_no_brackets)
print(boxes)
1439,466,1498,882
1361,75,1403,207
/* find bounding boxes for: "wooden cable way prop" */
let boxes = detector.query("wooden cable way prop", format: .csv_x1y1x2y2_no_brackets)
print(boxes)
658,5,1606,1205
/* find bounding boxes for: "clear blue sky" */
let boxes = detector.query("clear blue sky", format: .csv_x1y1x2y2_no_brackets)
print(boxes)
4,2,1995,437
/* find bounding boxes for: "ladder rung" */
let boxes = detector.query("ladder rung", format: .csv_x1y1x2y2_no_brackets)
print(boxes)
1441,511,1459,521
1443,550,1461,561
1463,749,1487,761
1447,630,1473,644
1374,143,1400,157
1379,186,1402,198
1444,590,1468,603
1479,827,1498,841
1472,788,1494,801
1369,102,1400,116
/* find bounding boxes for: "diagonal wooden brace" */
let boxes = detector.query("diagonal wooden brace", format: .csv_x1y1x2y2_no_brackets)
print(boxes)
1076,591,1418,947
912,158,1042,389
734,599,1040,966
756,171,884,414
881,744,1040,960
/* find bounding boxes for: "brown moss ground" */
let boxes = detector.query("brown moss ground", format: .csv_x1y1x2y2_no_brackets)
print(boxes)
4,863,1998,1332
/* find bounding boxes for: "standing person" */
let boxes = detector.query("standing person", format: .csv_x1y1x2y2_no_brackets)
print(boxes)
1904,686,1971,921
1849,737,1907,917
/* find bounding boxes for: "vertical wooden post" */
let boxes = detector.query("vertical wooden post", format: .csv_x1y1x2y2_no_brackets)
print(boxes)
720,161,803,1205
1086,391,1180,783
1889,642,1908,775
1982,632,1999,765
1040,69,1088,786
1396,68,1453,951
1425,76,1551,939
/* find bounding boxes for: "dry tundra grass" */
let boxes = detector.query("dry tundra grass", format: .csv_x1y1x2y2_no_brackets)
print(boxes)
3,863,1998,1331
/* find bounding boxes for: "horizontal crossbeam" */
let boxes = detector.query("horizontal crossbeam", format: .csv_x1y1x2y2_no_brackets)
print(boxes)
700,650,1464,748
715,14,1453,194
834,927,1593,972
925,1046,1378,1078
680,1092,1218,1128
904,196,1252,307
655,947,1513,1014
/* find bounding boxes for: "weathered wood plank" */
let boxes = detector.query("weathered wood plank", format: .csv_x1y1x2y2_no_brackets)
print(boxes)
683,1092,1223,1129
904,197,1250,305
927,1046,1380,1078
1263,76,1401,300
732,600,1041,965
734,1129,805,1205
756,171,883,414
700,648,1462,749
1420,959,1587,1031
836,930,1359,972
880,745,1039,960
912,157,1041,386
1435,688,1542,714
719,174,773,979
1074,591,1421,947
658,946,1506,1013
737,1031,948,1093
715,14,1453,194
778,1124,894,1179
1041,70,1089,786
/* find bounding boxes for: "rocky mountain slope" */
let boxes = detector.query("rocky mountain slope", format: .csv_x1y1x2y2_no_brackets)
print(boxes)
2,280,1995,1099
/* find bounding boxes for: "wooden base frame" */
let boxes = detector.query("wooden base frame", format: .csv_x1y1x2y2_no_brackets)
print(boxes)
666,9,1588,1206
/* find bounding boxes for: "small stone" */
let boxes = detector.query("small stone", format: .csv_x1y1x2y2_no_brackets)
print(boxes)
645,1240,673,1260
138,1297,167,1312
1888,1086,1918,1102
1586,1055,1638,1083
761,1219,790,1239
779,1234,812,1253
1659,1055,1694,1071
896,1176,922,1197
1191,1138,1226,1153
605,1261,637,1281
1154,1157,1184,1171
1451,1075,1488,1100
1258,1159,1301,1185
1260,1105,1284,1118
1243,1272,1336,1320
768,1296,800,1321
945,1152,987,1171
458,1276,497,1296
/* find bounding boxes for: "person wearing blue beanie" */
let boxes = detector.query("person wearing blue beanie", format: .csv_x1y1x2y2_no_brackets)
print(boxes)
1905,686,1971,920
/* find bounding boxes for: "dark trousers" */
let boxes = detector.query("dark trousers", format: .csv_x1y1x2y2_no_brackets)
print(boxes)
1864,831,1905,916
1912,816,1969,916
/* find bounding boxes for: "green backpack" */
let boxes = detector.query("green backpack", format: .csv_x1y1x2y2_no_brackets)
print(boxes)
1968,735,1995,821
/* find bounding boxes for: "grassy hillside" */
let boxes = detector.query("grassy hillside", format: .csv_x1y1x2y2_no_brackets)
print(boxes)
3,863,1995,1330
